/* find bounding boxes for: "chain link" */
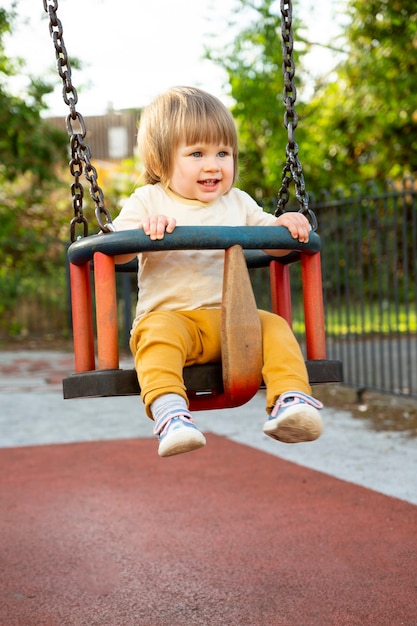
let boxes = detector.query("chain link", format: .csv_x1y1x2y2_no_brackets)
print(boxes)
276,0,318,231
43,0,115,241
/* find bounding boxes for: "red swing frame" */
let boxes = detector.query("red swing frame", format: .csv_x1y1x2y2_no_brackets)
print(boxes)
63,227,342,410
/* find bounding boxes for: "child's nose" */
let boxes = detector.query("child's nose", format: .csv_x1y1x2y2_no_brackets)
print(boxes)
204,156,220,171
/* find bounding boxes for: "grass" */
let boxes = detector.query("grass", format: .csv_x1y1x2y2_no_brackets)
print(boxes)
288,305,417,337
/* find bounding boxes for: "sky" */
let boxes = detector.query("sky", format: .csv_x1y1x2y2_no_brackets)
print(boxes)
3,0,346,118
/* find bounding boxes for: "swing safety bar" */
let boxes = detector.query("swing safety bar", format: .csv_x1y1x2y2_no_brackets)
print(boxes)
64,226,343,409
67,225,320,264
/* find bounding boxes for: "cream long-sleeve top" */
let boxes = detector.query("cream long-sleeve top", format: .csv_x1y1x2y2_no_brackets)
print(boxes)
113,183,277,331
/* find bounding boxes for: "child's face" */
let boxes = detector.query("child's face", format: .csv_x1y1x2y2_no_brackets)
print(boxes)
169,142,234,203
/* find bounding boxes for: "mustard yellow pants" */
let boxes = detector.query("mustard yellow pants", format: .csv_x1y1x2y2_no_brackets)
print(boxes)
130,308,311,418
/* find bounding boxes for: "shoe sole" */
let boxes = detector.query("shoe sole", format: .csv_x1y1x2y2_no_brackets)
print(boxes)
263,405,323,444
158,431,206,457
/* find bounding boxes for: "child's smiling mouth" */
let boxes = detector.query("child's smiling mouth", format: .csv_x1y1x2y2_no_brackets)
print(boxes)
199,179,220,187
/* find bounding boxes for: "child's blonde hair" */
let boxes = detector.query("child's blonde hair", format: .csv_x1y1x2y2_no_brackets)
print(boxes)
137,86,238,187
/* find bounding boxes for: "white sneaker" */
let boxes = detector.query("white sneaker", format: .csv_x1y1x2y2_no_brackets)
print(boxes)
263,392,323,443
154,410,206,457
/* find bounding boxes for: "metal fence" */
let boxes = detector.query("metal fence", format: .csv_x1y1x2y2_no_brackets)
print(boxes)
2,179,416,398
0,239,71,344
297,178,416,397
246,178,417,398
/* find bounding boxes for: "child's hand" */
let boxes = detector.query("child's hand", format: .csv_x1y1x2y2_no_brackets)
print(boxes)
276,212,311,243
263,212,311,257
141,215,176,240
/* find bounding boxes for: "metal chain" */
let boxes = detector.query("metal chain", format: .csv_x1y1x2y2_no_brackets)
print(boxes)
43,0,115,241
276,0,318,231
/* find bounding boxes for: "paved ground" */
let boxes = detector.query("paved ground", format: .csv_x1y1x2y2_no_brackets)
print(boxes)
0,350,416,506
1,351,417,625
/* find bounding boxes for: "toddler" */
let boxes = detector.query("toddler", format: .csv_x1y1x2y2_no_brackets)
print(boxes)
113,86,323,457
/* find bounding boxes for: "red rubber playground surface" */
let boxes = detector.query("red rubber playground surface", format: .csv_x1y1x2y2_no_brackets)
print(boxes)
1,433,417,626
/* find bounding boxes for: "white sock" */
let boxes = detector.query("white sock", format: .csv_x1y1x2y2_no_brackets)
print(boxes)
150,393,189,422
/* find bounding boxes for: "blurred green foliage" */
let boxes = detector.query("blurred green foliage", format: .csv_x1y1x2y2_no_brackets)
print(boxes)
208,0,417,199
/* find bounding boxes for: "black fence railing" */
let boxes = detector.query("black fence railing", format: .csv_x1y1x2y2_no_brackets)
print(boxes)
322,179,417,397
0,239,71,344
276,178,417,397
2,179,416,398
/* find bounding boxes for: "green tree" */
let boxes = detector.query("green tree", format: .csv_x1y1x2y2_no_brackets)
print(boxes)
302,0,417,189
207,0,308,203
0,8,67,184
0,7,69,271
208,0,417,196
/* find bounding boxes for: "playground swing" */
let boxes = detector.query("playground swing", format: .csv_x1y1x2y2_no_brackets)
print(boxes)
43,0,343,410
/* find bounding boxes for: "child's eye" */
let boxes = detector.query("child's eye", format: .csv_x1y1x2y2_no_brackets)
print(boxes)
191,151,202,158
218,150,229,158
